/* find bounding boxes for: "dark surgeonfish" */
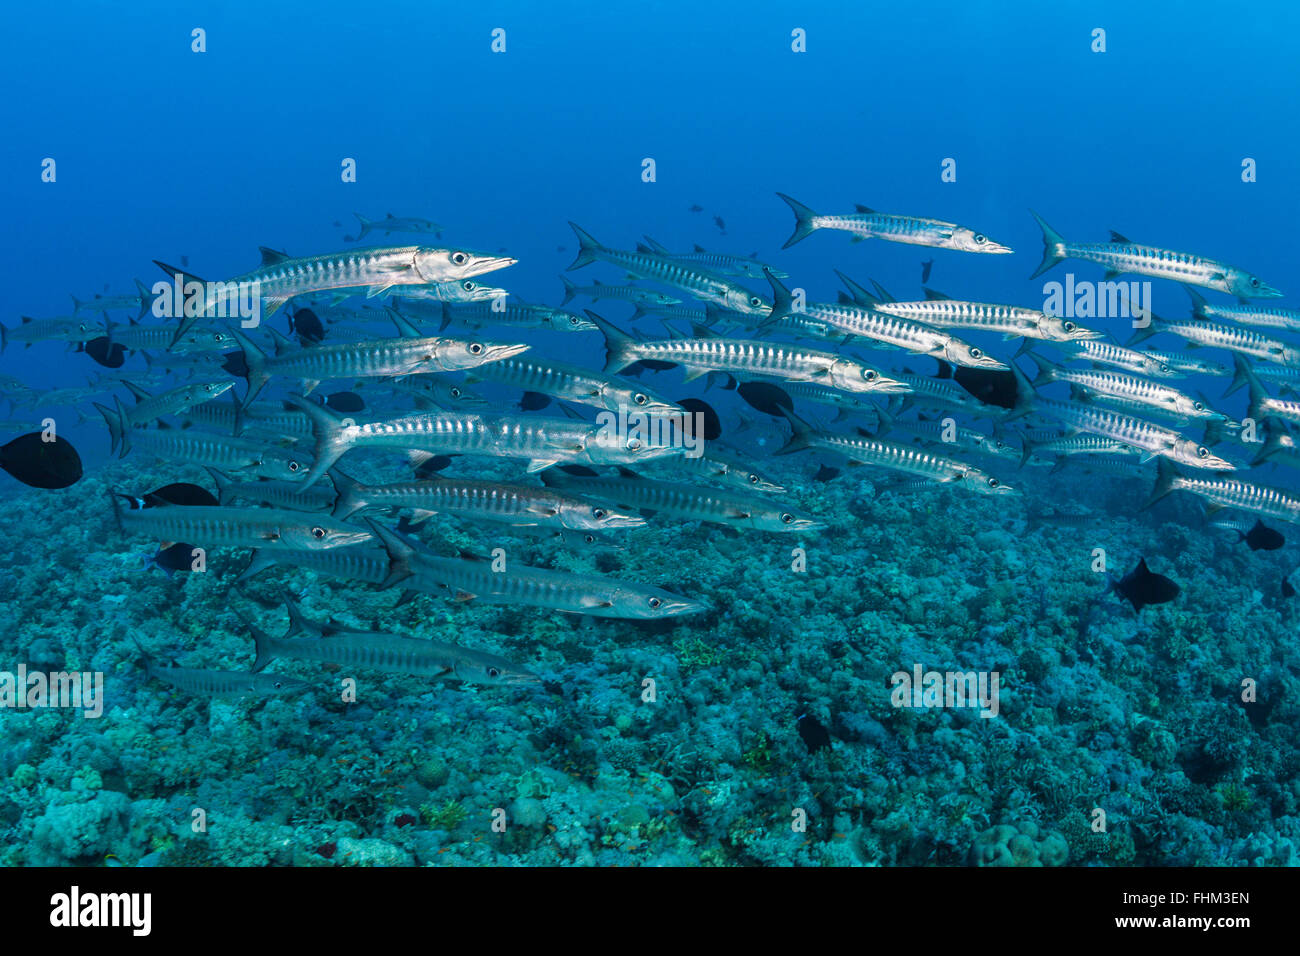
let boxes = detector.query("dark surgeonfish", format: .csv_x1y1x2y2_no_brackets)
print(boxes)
1108,557,1181,613
935,360,1023,411
676,398,721,441
796,712,831,753
735,381,794,417
288,308,325,346
142,542,202,577
321,391,365,413
78,336,127,369
0,432,83,489
1235,518,1284,552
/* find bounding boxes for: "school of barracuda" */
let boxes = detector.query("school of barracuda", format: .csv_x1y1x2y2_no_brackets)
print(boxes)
3,196,1298,698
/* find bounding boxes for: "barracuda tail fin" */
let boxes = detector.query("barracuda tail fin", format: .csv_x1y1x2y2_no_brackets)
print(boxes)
1023,353,1058,388
1018,436,1039,469
776,193,819,249
1227,353,1264,408
775,408,816,455
765,268,796,324
1253,423,1289,465
1027,210,1067,279
242,615,277,673
364,518,417,589
586,310,638,374
283,394,346,489
327,467,362,519
94,396,132,457
206,467,235,506
835,270,879,307
1143,457,1182,510
353,212,372,242
225,326,269,408
566,223,604,271
280,591,313,638
559,275,578,305
1184,284,1209,317
1005,361,1037,420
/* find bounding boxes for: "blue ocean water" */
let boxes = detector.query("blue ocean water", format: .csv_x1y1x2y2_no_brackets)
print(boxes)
0,1,1298,868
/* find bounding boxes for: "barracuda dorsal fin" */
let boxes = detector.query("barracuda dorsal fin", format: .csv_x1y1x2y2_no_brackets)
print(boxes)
922,287,950,301
259,246,292,266
834,270,878,307
121,379,152,402
267,325,295,356
854,204,875,214
385,306,423,338
1109,231,1132,244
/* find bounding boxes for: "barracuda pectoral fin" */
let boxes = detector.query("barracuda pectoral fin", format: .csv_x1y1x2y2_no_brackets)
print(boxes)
300,379,321,395
527,459,561,472
1102,270,1122,280
262,296,290,318
452,590,477,602
1139,452,1159,464
366,285,395,298
580,595,616,609
680,367,711,383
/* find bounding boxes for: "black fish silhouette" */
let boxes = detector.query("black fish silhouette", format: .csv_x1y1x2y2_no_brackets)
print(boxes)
1109,557,1180,613
0,432,83,489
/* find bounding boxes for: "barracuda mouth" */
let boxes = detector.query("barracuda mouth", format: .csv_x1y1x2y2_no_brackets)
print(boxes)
462,255,518,277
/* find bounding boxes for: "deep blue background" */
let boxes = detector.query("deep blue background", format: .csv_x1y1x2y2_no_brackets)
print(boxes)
2,1,1298,446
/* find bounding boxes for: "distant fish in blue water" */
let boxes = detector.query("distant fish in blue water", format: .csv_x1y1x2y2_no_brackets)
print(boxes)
1283,577,1296,599
346,211,442,243
921,258,934,283
713,215,727,235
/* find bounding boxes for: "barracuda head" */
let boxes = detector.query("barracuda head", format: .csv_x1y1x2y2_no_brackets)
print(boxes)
1225,269,1283,299
606,383,682,417
425,279,507,302
427,338,531,372
413,248,517,282
252,449,315,482
771,510,826,532
569,502,646,531
945,342,1010,370
955,467,1018,495
1174,395,1230,423
828,360,912,394
270,518,375,550
1170,439,1237,471
546,310,599,332
724,288,772,317
950,227,1013,254
1038,315,1104,342
450,649,542,687
173,328,238,353
607,585,706,619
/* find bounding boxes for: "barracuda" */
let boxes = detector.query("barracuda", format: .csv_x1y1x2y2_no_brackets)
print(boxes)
236,546,393,585
136,644,310,699
226,326,529,406
0,315,105,351
95,379,234,456
873,409,1021,465
368,520,705,619
872,290,1102,343
1029,212,1281,298
156,244,517,341
246,595,540,687
778,413,1015,494
466,354,682,415
646,445,786,494
1033,396,1235,470
1186,287,1300,332
1147,459,1300,523
778,194,1013,253
638,237,789,280
72,284,152,318
128,425,311,481
591,312,910,395
208,468,338,512
539,467,824,532
439,300,597,333
395,278,506,303
568,224,771,318
285,395,684,489
767,272,1007,370
1037,339,1179,378
1130,315,1299,366
1235,355,1300,427
559,276,683,309
1018,432,1140,470
1140,348,1227,378
112,499,372,551
1026,355,1227,423
329,468,645,531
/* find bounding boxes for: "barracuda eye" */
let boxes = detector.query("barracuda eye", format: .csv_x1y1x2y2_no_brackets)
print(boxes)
988,477,999,488
1194,401,1205,411
487,667,501,679
1160,364,1171,374
974,234,987,244
970,347,983,359
1251,278,1260,288
583,534,596,544
749,296,762,308
449,387,462,398
288,461,301,472
1197,446,1209,458
1063,321,1076,332
451,252,468,265
626,438,642,451
468,342,483,355
633,393,648,406
311,526,327,539
592,507,607,519
273,680,284,689
462,281,475,291
862,369,877,381
780,512,794,524
648,597,662,609
748,474,759,484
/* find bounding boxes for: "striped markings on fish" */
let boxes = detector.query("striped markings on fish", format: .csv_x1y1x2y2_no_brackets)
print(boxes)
245,594,539,687
126,425,312,482
225,325,530,407
539,466,824,532
1186,286,1300,333
1029,211,1281,299
871,289,1102,343
777,194,1013,254
1129,314,1298,366
439,300,597,333
1234,354,1300,427
637,237,789,280
133,639,309,699
111,497,373,551
465,353,682,416
1032,394,1236,470
283,394,684,489
95,380,234,457
367,519,705,619
329,467,646,531
777,412,1016,494
1025,354,1227,423
766,271,1007,370
1146,459,1300,524
589,311,911,395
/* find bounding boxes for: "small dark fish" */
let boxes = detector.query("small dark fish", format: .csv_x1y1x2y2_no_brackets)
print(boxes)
0,432,83,489
331,221,343,228
80,336,126,369
180,255,189,268
689,204,703,213
736,381,793,417
144,482,219,508
1109,557,1181,613
288,308,325,346
1241,519,1284,552
921,258,934,283
936,360,1020,410
556,245,567,253
517,391,552,412
813,465,840,482
676,398,721,441
322,391,365,413
144,542,200,577
713,216,727,234
796,713,831,753
413,455,453,479
1283,577,1296,599
222,350,249,378
621,360,678,377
